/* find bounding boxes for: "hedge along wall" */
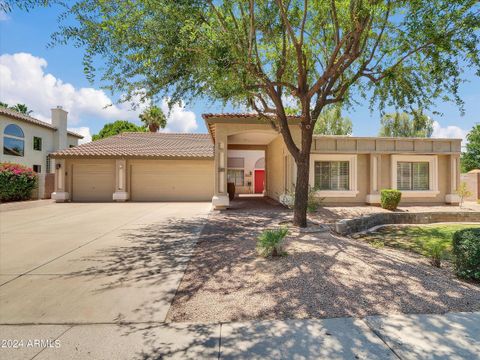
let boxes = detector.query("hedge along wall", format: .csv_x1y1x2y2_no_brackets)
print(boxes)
335,212,480,235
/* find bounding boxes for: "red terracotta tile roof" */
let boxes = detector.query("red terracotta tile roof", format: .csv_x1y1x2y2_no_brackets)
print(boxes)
50,132,214,158
202,113,303,120
0,107,84,138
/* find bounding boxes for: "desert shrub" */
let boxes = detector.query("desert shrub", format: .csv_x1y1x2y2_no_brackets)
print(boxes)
380,189,402,210
456,182,472,207
424,242,448,267
256,227,289,257
452,228,480,280
280,186,324,213
0,163,37,202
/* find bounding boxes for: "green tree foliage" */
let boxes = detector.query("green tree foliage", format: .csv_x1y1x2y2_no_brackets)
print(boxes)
139,106,167,132
0,101,33,115
379,110,433,137
92,120,146,141
6,0,480,226
314,107,352,135
461,124,480,172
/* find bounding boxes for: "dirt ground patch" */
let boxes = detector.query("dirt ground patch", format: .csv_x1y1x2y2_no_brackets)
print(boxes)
166,198,480,323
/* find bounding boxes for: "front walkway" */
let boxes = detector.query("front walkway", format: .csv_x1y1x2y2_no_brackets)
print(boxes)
1,311,478,359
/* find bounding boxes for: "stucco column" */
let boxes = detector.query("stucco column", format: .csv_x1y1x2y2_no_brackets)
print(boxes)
51,158,69,202
212,131,229,209
366,154,381,204
113,159,129,201
445,154,461,204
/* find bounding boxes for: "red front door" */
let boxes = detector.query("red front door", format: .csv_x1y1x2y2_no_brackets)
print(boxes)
254,170,265,194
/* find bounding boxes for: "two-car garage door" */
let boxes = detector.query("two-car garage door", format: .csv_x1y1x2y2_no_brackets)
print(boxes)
130,160,213,201
69,159,214,202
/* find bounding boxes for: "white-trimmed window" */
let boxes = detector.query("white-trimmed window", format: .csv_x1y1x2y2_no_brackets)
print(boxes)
315,161,350,190
309,154,358,197
391,155,439,197
397,162,429,190
227,157,245,186
227,169,244,186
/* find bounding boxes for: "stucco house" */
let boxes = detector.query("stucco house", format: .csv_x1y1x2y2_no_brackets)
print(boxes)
1,107,83,198
1,107,83,172
50,113,461,207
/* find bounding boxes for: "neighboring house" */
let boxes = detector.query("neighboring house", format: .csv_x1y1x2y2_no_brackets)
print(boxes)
0,106,83,198
460,169,480,201
1,107,83,173
50,113,461,207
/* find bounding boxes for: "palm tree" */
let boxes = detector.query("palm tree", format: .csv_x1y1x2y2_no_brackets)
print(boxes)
139,106,167,132
10,103,33,115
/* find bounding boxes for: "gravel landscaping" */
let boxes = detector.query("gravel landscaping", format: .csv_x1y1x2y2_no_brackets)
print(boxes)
166,198,480,323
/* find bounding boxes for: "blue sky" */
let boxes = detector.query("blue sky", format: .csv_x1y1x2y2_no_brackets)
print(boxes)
0,5,478,144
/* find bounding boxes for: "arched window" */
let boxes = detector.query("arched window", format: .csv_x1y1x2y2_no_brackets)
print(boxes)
254,157,265,169
3,124,24,156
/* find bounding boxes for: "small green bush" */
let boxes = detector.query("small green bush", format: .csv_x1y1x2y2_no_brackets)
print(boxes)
380,189,402,210
280,185,323,213
256,227,289,257
0,163,37,202
452,228,480,280
424,242,448,267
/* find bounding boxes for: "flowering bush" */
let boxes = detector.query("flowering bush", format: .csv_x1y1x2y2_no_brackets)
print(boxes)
0,163,38,202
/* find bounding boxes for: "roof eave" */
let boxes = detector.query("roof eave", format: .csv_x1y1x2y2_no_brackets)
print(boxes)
49,154,214,160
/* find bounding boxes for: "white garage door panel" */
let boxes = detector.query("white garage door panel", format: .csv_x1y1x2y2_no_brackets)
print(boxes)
72,162,115,202
131,160,213,201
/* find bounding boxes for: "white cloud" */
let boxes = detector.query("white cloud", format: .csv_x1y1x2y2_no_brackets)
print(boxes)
160,98,198,133
0,52,199,137
68,127,92,144
431,121,468,146
0,52,146,125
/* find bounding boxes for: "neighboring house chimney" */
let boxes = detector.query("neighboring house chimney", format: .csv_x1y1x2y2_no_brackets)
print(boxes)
51,106,68,150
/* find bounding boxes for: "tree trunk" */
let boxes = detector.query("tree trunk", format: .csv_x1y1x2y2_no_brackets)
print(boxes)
149,124,159,132
293,155,310,227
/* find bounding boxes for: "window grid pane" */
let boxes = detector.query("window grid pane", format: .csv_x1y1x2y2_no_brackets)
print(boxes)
3,137,24,156
33,137,42,151
397,162,429,191
4,124,24,138
397,162,412,190
314,161,349,190
227,169,244,186
413,162,429,190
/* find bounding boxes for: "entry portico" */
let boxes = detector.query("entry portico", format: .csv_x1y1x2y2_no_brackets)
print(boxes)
204,114,300,209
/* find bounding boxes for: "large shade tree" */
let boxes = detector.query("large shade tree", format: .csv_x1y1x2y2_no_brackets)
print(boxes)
314,106,352,135
379,110,434,137
461,124,480,172
92,120,146,141
7,0,480,226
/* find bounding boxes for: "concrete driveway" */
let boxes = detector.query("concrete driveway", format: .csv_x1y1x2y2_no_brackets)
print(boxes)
0,201,211,324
